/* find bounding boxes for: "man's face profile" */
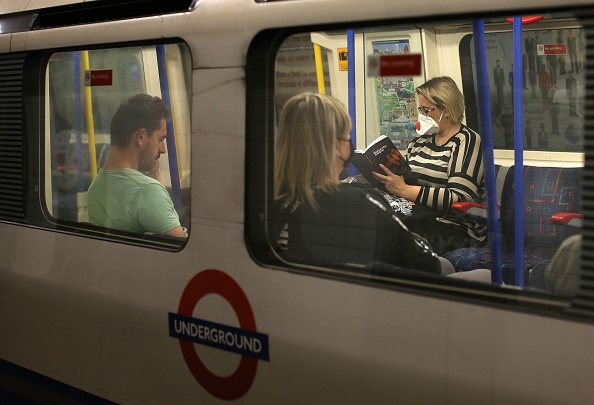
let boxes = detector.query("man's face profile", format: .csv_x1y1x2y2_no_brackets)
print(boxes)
139,118,167,172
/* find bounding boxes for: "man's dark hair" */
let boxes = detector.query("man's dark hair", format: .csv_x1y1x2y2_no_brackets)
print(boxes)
110,94,172,147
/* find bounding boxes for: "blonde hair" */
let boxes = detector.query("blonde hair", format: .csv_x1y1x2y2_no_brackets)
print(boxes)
275,92,351,210
416,76,465,125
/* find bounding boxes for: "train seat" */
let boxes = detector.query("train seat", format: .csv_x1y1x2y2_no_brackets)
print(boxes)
442,165,582,285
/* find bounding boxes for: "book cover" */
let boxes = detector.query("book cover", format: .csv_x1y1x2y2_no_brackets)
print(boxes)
351,135,411,187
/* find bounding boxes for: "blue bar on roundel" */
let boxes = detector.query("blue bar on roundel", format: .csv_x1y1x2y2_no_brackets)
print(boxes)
168,312,270,362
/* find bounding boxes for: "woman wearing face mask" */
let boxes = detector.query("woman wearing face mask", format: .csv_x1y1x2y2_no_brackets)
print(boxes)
373,76,485,255
273,92,442,274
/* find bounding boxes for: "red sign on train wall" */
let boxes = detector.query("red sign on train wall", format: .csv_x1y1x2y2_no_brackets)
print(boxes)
537,44,567,55
367,54,422,77
84,69,113,86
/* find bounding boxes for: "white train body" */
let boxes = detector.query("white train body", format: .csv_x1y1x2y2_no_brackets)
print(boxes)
0,0,593,403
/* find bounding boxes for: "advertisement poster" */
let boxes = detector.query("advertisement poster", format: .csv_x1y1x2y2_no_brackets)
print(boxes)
372,39,418,148
469,28,585,151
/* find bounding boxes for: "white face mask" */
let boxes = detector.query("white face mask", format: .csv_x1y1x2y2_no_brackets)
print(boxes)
416,112,442,135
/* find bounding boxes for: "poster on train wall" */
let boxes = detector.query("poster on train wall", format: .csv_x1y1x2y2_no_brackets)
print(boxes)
469,28,585,152
371,39,418,149
275,33,331,112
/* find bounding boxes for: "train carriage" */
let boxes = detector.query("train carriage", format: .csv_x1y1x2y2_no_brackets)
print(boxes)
0,0,594,403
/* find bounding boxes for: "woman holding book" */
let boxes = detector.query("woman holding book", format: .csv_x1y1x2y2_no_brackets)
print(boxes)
373,76,485,255
273,92,444,274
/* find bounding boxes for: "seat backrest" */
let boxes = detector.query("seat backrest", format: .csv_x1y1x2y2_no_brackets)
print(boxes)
493,164,510,204
500,165,582,247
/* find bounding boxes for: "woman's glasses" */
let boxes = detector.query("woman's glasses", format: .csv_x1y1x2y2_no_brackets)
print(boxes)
417,106,438,115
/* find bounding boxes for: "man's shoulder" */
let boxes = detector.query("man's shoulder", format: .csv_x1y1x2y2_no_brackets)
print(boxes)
89,169,165,202
97,168,162,186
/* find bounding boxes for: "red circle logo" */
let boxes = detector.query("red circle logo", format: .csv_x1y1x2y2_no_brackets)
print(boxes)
176,270,259,400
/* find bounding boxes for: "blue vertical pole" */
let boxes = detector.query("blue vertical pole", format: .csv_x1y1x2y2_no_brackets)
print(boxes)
347,29,357,175
156,45,182,210
513,16,525,286
74,53,84,192
473,19,503,284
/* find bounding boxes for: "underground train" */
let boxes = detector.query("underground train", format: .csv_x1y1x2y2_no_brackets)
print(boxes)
1,0,594,403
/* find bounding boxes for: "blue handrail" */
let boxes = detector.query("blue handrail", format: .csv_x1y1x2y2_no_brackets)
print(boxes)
156,45,183,210
513,16,525,286
473,19,503,284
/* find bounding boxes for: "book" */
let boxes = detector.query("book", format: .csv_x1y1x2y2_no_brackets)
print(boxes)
350,135,411,188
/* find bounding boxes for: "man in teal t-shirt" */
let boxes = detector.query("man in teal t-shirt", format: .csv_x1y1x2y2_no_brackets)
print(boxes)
87,94,186,238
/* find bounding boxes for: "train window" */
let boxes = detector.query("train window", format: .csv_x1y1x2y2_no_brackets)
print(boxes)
247,11,586,306
45,43,192,244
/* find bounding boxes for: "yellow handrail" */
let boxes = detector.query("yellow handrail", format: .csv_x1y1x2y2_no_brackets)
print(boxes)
313,44,326,94
82,51,98,179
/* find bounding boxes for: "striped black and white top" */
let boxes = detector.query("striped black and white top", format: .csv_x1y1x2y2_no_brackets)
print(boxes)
406,124,486,241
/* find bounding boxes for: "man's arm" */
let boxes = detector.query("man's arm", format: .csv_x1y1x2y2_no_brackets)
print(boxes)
136,182,186,237
146,159,165,186
143,160,187,238
166,225,187,238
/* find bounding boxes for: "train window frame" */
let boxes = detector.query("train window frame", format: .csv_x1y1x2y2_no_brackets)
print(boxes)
245,9,591,315
40,40,192,250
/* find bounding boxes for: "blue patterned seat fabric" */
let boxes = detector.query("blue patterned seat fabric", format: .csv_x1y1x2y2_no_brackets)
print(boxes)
443,165,582,286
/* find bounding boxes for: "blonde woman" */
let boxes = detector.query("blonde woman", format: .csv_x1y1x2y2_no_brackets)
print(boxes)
373,77,485,254
274,92,352,212
274,92,441,274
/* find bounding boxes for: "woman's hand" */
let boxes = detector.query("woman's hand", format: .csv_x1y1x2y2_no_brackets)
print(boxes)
373,164,420,202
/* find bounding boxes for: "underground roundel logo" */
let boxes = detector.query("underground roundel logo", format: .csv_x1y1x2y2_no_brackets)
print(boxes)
168,269,269,401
